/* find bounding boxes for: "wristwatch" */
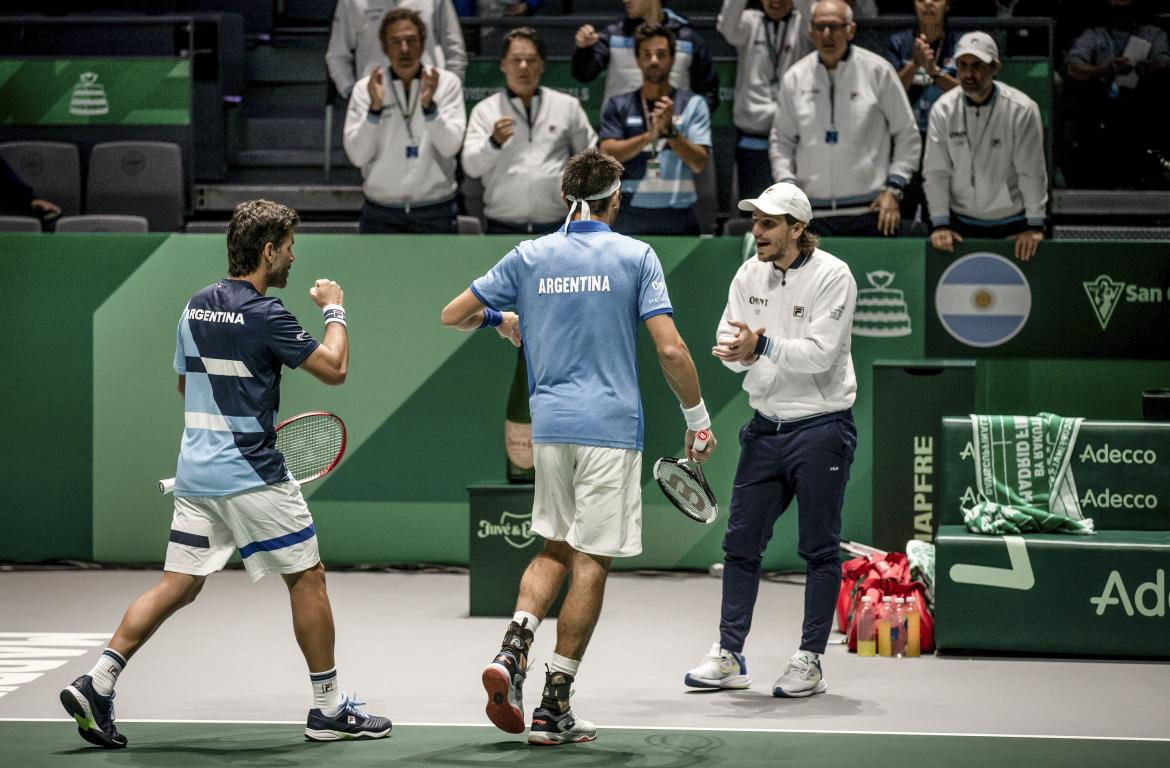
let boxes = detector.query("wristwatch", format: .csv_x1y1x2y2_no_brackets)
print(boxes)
884,185,904,201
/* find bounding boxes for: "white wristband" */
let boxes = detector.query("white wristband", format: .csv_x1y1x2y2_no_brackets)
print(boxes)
322,303,347,327
681,399,711,431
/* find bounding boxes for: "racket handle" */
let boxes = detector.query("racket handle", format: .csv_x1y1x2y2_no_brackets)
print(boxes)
693,429,710,453
159,477,175,494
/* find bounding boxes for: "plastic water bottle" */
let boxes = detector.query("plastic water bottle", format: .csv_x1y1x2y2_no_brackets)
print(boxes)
893,597,908,658
877,596,894,657
906,596,921,657
856,596,876,657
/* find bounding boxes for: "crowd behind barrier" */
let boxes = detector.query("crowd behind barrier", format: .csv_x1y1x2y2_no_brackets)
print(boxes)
1,2,1168,234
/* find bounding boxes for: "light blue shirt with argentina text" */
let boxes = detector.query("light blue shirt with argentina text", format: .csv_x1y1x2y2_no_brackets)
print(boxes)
470,220,673,451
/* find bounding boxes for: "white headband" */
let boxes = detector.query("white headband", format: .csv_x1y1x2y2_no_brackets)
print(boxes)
563,179,622,228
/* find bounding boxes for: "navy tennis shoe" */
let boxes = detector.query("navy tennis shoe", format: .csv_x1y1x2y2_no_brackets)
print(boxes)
304,694,392,741
59,675,127,749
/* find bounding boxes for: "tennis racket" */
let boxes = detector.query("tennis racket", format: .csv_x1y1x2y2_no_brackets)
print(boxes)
159,411,347,494
653,430,718,524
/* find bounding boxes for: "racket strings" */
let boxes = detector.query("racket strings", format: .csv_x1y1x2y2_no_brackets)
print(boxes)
654,461,716,522
276,415,343,482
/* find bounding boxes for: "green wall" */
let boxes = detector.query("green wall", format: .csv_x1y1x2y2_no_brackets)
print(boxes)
1,233,1166,569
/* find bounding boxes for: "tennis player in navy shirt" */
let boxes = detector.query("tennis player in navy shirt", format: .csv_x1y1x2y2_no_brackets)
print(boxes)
442,149,716,745
60,200,391,748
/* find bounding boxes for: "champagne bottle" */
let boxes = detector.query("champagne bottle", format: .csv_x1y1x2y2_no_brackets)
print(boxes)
505,345,535,482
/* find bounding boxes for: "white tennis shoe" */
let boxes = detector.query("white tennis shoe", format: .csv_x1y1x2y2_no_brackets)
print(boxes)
771,651,827,698
684,642,750,689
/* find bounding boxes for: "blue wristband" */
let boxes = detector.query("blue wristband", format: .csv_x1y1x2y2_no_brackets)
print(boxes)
479,307,503,328
753,333,769,357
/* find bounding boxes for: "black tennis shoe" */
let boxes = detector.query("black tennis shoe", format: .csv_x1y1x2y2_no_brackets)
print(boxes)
304,694,392,741
59,675,127,749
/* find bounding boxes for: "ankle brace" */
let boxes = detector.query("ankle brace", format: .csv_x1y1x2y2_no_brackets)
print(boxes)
540,668,573,713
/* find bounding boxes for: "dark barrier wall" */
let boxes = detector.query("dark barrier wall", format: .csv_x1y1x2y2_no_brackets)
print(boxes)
2,234,1167,568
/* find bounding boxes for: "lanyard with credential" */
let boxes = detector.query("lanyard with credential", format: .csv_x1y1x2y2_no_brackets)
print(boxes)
390,76,420,151
961,86,998,189
764,15,791,87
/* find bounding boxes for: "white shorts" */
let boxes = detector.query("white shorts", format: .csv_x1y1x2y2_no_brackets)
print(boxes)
531,443,643,558
165,481,321,582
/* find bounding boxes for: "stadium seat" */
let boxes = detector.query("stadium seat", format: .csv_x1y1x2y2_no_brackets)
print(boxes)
0,141,82,217
0,215,42,232
55,215,149,233
86,141,185,232
721,217,752,238
457,215,484,235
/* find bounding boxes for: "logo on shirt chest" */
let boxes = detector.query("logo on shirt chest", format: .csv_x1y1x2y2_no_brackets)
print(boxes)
748,296,769,306
793,306,806,318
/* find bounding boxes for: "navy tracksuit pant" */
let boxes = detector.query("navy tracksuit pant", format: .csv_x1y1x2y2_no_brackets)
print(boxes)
719,410,857,656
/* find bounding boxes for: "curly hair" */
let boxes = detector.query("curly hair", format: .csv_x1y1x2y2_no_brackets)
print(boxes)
226,200,299,277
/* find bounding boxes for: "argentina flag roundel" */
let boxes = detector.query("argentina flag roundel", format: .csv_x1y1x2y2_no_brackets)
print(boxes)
935,252,1031,348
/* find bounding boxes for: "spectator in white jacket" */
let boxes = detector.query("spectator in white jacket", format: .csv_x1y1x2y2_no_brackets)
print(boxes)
718,0,813,207
343,8,467,233
769,0,920,236
327,0,467,100
923,32,1047,261
462,28,597,235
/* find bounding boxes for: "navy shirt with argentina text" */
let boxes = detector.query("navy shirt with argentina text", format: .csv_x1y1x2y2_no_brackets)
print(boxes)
172,279,319,496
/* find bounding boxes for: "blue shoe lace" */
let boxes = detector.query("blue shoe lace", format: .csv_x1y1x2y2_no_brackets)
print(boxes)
337,693,368,719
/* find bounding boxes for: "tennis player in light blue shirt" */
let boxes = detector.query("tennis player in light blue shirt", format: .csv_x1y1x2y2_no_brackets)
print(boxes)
442,149,716,746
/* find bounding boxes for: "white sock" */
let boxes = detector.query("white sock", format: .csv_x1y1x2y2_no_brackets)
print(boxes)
550,653,580,678
310,668,344,716
512,611,541,634
88,649,126,697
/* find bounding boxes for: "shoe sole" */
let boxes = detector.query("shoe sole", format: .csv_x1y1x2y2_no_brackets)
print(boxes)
304,726,392,742
772,680,828,698
684,673,751,690
482,664,525,734
59,687,126,749
528,732,598,746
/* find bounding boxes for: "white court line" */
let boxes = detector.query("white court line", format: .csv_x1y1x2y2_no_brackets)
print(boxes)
2,718,1168,742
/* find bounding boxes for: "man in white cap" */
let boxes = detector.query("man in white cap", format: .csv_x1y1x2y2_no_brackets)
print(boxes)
441,148,715,745
923,30,1048,261
683,181,858,699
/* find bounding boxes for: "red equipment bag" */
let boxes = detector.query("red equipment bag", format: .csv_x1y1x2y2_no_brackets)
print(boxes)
836,552,934,653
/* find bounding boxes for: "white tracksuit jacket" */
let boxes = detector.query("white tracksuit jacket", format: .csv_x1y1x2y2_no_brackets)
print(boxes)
717,248,858,421
462,87,597,225
343,68,466,207
769,46,920,216
718,0,812,137
922,81,1048,230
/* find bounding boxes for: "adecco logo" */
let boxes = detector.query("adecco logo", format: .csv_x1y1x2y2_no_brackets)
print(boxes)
477,510,535,549
1090,569,1165,617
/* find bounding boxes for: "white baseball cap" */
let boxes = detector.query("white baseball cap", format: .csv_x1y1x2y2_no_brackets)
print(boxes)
955,31,999,64
737,182,813,223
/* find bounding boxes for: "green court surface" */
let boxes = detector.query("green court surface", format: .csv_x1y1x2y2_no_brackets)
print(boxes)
6,721,1168,768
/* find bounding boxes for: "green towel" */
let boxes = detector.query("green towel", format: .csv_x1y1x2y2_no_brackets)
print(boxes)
962,413,1095,535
